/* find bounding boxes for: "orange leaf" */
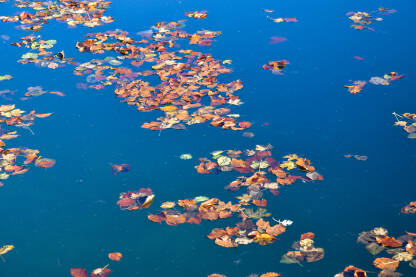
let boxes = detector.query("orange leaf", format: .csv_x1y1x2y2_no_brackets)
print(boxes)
260,273,281,277
49,91,66,97
252,199,268,207
108,252,122,261
238,121,251,129
256,218,271,230
266,224,286,236
343,266,367,277
295,158,315,172
373,257,399,270
300,232,315,240
231,158,247,168
34,113,53,118
148,214,164,223
0,131,19,140
376,236,402,247
165,213,186,226
207,228,227,239
160,106,177,112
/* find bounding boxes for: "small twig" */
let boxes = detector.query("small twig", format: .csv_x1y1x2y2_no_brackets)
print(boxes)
392,112,402,121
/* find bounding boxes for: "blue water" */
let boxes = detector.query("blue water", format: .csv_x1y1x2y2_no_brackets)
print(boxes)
1,0,415,276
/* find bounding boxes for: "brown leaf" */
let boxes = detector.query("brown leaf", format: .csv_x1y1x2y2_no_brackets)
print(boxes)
405,240,416,255
207,229,227,239
70,268,87,277
266,224,286,236
215,236,238,248
256,218,271,230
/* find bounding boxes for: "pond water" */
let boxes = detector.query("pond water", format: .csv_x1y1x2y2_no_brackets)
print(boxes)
0,0,415,276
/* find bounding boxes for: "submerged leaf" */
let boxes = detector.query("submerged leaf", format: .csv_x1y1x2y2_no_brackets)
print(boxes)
366,242,385,255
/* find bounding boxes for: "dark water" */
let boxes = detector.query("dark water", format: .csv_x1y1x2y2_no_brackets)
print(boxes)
0,0,415,276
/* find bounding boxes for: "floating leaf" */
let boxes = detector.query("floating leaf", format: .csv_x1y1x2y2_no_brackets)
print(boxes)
373,257,400,270
70,268,87,277
366,242,385,255
376,236,403,247
34,158,55,168
0,75,13,81
0,245,14,255
280,254,303,266
179,153,192,160
21,52,38,59
108,252,122,261
194,196,210,203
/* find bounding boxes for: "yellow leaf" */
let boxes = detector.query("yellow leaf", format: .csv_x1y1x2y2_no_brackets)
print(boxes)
254,234,275,245
0,245,14,255
10,109,25,117
283,154,298,161
280,160,296,170
0,105,15,112
160,106,177,112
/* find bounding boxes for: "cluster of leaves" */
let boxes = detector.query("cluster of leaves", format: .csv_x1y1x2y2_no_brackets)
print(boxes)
393,113,416,139
209,272,281,277
116,188,154,211
148,197,241,226
280,232,324,266
195,144,323,203
347,7,396,31
357,227,416,275
185,145,324,249
11,35,74,70
72,21,250,132
0,104,54,187
345,72,404,95
207,217,286,248
71,252,123,277
147,192,291,248
0,0,113,31
401,201,416,214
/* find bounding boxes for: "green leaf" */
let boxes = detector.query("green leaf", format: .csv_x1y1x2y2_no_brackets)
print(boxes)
194,196,209,203
280,255,303,266
21,52,38,60
0,74,13,81
366,242,385,255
